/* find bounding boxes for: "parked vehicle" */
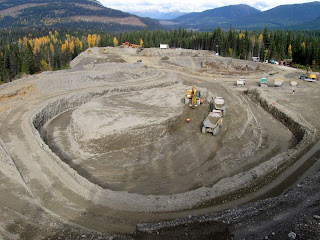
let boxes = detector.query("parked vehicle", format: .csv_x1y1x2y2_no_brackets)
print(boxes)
259,78,268,86
237,78,246,86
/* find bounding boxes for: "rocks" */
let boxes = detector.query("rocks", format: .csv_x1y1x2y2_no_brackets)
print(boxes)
313,215,320,220
288,231,296,239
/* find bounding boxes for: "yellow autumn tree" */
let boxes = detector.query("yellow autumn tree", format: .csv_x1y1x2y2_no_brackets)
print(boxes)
91,34,97,47
23,37,28,47
61,41,68,52
49,43,54,54
301,42,306,49
228,48,233,56
140,38,144,46
69,40,75,53
40,59,50,71
288,44,292,58
75,38,83,50
238,33,245,39
113,36,118,47
87,34,92,48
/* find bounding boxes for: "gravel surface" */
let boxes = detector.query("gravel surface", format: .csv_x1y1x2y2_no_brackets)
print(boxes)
0,47,319,239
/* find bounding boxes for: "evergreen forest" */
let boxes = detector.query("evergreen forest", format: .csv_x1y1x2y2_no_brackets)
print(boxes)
1,27,320,83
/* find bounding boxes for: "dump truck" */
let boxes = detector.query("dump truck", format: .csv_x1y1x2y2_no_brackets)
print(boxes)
274,79,284,87
214,97,226,116
202,110,223,136
290,81,298,86
185,86,201,108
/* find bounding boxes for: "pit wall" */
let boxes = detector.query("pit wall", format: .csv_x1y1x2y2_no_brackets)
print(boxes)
33,81,178,131
247,87,317,142
27,84,318,213
246,87,318,178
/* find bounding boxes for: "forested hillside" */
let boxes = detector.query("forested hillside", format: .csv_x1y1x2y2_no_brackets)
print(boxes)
0,0,162,30
167,2,320,30
1,28,320,83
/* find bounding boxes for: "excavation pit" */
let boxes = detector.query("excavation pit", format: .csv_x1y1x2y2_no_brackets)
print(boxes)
1,47,319,238
40,85,296,196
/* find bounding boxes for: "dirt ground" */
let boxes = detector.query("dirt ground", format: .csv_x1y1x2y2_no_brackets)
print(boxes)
0,47,319,239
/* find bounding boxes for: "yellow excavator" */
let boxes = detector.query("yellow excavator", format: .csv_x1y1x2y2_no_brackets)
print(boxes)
306,67,317,80
301,67,317,82
184,85,201,108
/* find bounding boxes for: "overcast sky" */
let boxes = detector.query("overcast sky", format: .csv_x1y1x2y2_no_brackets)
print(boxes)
98,0,316,12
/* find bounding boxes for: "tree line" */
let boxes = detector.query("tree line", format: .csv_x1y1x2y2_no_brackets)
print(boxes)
1,27,320,83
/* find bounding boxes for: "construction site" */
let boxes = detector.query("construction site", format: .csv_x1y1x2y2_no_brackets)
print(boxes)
0,47,319,239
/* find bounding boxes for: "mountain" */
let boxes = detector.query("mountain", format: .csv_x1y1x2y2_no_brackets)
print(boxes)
166,1,320,30
231,1,320,29
129,10,186,20
290,16,320,30
0,0,163,30
174,4,260,22
168,4,260,30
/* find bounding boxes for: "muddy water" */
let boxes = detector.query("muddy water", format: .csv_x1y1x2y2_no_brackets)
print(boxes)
41,86,295,196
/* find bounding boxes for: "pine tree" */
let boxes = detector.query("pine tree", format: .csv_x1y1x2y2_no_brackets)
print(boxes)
25,42,36,74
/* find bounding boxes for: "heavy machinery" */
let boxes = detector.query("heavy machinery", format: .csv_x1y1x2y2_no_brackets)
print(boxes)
214,97,226,116
259,77,268,87
184,85,201,108
202,110,223,136
130,44,141,48
274,79,284,87
122,42,130,47
300,67,317,82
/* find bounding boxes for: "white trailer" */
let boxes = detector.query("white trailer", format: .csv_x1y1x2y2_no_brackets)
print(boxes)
160,44,169,49
237,78,246,86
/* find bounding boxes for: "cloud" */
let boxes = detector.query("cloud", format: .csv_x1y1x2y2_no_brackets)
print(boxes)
99,0,316,12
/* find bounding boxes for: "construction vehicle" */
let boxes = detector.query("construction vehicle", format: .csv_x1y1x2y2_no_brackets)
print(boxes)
274,79,284,87
202,110,223,136
214,97,226,116
259,77,268,87
184,85,201,108
130,44,141,48
300,67,317,81
290,81,298,86
122,42,130,47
